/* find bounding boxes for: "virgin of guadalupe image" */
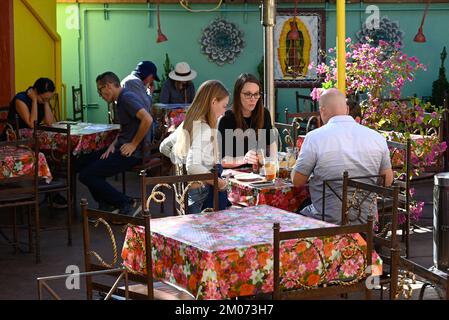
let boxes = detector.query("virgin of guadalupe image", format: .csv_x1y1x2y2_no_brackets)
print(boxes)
277,16,312,79
286,19,305,77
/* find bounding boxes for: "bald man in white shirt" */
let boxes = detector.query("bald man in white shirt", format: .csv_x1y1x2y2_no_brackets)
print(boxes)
291,88,393,224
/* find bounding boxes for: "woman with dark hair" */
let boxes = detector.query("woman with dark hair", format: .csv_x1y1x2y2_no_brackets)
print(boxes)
6,78,65,207
218,73,276,169
8,77,55,129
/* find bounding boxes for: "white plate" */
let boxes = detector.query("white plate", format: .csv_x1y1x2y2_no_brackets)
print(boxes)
234,173,263,182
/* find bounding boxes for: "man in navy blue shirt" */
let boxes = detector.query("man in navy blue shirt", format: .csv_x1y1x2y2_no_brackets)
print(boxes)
78,72,153,215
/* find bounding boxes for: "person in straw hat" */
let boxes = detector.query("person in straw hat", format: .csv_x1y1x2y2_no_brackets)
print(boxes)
160,62,197,104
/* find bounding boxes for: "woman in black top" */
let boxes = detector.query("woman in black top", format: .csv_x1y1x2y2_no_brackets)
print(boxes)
8,78,55,129
218,73,276,168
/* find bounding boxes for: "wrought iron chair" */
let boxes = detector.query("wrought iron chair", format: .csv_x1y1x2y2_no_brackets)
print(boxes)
71,84,84,122
274,122,298,152
121,136,165,195
272,215,374,299
0,133,39,262
49,93,61,122
107,102,119,125
397,257,449,300
322,172,387,225
387,139,412,258
37,268,129,300
295,91,318,113
81,198,194,300
341,171,401,300
284,108,322,136
36,123,73,250
140,166,219,216
0,106,19,141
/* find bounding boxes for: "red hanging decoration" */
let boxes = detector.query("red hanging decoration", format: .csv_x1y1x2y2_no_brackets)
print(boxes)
156,4,168,43
414,0,430,43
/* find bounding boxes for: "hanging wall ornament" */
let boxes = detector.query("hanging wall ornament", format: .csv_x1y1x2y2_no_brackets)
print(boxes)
156,4,168,43
199,18,245,66
356,16,404,56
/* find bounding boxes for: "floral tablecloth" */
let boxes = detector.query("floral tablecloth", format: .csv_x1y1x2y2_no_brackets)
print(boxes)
153,103,188,132
227,173,310,213
122,205,382,299
167,109,186,131
20,122,120,156
0,146,52,182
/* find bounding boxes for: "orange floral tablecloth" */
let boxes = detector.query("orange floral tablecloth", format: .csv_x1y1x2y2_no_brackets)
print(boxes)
227,170,310,213
20,122,120,156
0,145,52,182
122,205,382,300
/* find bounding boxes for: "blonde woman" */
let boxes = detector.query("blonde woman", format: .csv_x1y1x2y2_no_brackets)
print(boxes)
173,80,230,213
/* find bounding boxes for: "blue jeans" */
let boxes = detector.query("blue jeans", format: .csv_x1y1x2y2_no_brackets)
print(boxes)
77,148,140,209
202,164,231,211
188,186,209,214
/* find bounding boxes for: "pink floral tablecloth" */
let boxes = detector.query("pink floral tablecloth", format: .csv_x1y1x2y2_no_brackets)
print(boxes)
122,205,382,299
20,122,120,156
227,172,310,213
0,146,52,182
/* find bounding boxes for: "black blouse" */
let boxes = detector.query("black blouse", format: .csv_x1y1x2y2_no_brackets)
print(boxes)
217,108,275,161
8,89,46,129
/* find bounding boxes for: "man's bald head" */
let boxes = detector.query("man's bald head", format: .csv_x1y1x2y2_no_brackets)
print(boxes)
318,88,348,124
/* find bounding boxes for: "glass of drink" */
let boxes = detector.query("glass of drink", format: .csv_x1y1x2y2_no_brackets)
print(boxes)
263,158,277,182
278,152,289,179
286,147,298,168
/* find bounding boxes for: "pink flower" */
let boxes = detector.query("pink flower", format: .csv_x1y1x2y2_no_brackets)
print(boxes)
261,272,273,292
229,273,239,284
341,259,360,277
244,247,257,261
204,281,222,299
218,280,230,297
311,87,325,101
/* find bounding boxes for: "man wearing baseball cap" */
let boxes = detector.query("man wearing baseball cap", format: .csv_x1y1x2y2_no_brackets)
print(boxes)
121,60,160,111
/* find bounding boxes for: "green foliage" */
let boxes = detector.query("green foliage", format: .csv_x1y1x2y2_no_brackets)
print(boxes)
153,53,174,103
431,47,449,109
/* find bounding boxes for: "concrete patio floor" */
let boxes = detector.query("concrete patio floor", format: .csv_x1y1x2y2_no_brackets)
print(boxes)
0,173,444,300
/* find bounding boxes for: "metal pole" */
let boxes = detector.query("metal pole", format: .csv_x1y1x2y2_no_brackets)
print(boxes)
261,0,276,124
337,0,346,93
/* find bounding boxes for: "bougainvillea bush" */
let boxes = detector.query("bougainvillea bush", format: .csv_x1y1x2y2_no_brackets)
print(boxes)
309,37,447,223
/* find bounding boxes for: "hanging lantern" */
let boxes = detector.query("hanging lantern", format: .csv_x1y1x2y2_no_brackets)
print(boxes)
414,0,430,43
156,4,168,43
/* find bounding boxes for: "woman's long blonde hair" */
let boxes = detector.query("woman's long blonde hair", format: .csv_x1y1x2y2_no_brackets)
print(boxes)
173,80,229,159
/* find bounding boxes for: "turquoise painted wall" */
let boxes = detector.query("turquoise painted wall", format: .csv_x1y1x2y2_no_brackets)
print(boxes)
57,3,449,123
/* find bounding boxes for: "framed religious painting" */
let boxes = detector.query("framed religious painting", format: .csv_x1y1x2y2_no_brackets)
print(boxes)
274,9,326,88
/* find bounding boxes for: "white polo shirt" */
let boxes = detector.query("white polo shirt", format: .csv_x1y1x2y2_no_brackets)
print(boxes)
294,115,391,224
